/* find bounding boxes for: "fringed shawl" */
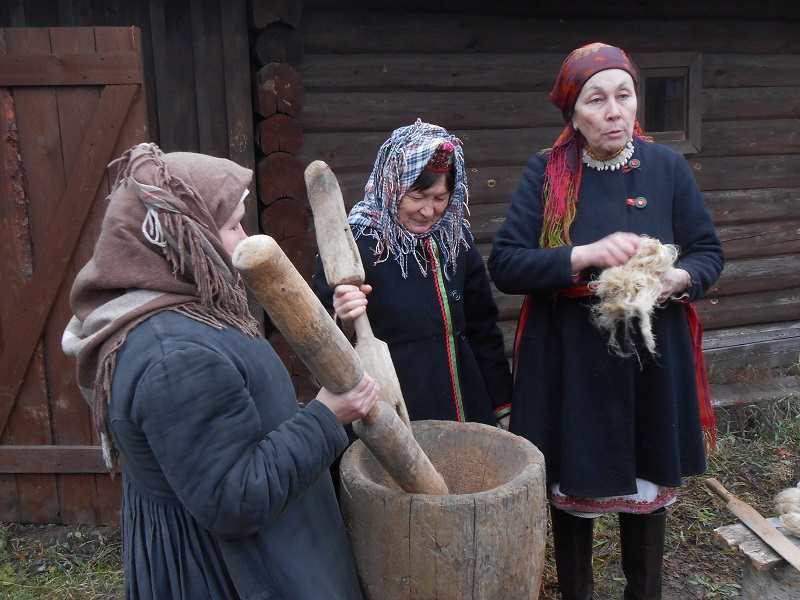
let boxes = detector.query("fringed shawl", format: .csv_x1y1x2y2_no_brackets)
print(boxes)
348,119,470,279
62,143,259,469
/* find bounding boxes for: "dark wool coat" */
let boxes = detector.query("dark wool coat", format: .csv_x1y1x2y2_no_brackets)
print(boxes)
108,311,363,600
314,227,512,425
488,139,724,498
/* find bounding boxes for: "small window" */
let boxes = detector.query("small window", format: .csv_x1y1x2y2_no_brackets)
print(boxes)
632,53,702,154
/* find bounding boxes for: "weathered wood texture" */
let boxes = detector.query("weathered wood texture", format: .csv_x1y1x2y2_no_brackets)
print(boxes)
341,420,547,599
715,522,800,600
296,7,800,370
0,0,262,329
0,26,147,525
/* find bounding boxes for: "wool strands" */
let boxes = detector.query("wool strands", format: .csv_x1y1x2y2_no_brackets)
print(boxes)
590,237,679,358
774,485,800,537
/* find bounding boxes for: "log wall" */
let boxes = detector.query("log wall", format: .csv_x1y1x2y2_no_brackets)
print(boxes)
296,5,800,373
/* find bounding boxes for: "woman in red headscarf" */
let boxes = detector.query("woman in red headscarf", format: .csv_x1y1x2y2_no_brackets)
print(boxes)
489,44,724,599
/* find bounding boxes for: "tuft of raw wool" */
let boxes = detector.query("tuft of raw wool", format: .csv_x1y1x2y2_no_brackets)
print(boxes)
775,486,800,537
591,237,679,358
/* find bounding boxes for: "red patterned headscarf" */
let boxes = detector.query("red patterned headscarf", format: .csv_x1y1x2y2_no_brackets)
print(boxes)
541,43,647,248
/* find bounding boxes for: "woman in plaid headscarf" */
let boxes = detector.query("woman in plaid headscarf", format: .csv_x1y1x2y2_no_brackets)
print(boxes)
314,120,512,433
489,44,723,599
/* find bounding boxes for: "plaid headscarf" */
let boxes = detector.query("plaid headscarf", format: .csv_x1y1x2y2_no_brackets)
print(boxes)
349,119,470,278
62,143,259,468
541,43,648,249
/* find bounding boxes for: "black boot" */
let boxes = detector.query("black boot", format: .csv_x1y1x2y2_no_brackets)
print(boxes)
619,508,667,600
550,505,595,600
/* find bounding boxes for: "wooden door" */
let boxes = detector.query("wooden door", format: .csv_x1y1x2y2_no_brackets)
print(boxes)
0,27,147,524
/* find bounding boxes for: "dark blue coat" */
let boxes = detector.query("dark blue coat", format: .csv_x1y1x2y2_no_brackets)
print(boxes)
108,311,362,600
314,228,512,425
488,139,724,498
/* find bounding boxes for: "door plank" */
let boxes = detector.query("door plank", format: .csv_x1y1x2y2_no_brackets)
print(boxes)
0,83,137,437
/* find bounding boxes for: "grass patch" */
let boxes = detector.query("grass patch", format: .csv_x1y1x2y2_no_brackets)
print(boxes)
0,525,122,599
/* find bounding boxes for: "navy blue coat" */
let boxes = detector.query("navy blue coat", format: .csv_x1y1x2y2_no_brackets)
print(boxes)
489,139,724,498
314,228,512,425
108,311,362,600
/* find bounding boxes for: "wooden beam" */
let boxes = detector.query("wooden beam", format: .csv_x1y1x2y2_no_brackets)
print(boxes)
0,52,143,85
0,446,119,473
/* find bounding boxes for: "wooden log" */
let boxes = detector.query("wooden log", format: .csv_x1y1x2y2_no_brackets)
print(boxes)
277,235,317,281
705,188,800,225
299,91,562,132
696,287,800,330
689,155,800,191
704,87,800,121
256,151,306,206
703,321,800,371
299,120,799,177
299,127,564,172
259,197,310,241
252,0,304,28
255,61,304,118
341,420,547,599
253,22,303,68
700,120,800,157
716,220,800,260
255,113,303,156
300,88,800,134
297,52,800,92
707,255,800,297
299,11,800,54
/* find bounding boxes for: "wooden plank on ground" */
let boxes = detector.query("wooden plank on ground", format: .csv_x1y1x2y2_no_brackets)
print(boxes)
711,376,800,408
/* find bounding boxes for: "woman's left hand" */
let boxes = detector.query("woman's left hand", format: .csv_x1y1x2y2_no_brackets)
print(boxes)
658,268,691,303
498,415,510,431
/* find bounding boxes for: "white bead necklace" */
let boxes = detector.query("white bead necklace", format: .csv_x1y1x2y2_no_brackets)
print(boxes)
582,140,635,171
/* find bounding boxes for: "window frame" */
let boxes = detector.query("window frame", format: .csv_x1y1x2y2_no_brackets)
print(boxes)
632,52,703,154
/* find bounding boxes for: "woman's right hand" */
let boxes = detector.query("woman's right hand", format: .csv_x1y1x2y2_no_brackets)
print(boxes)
570,232,642,272
317,373,379,424
333,284,372,324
